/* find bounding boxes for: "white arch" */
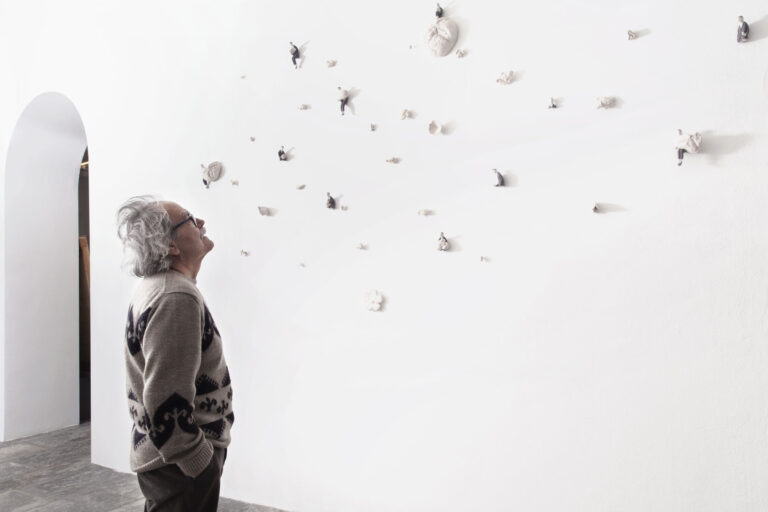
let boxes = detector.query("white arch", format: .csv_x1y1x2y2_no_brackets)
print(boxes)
2,92,87,440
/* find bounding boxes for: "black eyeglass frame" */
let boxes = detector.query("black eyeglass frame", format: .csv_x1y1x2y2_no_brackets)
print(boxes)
172,214,198,231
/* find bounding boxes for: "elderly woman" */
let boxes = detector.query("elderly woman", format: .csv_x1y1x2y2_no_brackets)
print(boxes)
116,196,234,512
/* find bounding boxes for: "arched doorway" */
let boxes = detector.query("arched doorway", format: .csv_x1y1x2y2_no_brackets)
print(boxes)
2,92,88,440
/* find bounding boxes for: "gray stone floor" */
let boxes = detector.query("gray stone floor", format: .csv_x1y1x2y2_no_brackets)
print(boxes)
0,422,282,511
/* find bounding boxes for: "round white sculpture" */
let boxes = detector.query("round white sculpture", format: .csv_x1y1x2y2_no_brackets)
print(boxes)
366,290,384,312
425,18,458,57
201,161,223,188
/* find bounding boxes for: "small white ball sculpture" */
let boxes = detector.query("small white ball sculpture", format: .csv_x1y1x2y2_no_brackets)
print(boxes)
496,71,514,85
428,120,442,135
425,18,459,57
201,162,223,188
366,290,384,312
437,232,450,251
596,96,616,109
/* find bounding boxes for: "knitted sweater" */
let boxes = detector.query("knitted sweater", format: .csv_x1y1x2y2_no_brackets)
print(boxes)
125,270,233,477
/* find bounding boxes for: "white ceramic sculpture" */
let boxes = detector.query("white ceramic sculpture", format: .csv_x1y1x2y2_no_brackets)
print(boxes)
401,109,412,120
257,206,270,216
592,203,600,213
596,96,616,109
240,250,250,256
628,30,637,40
437,232,450,251
356,242,367,250
296,184,306,190
370,124,377,131
327,60,337,67
298,104,310,110
249,136,255,142
676,130,703,153
425,18,459,57
201,162,223,188
366,290,384,312
496,71,514,85
455,48,467,58
386,157,400,164
230,179,239,186
429,121,441,135
417,209,432,216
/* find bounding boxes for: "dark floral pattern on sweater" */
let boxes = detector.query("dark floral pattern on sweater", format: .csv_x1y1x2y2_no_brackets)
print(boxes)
202,306,220,352
126,306,151,356
149,393,199,450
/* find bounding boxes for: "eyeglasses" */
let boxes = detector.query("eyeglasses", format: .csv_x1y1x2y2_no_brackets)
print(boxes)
172,214,198,231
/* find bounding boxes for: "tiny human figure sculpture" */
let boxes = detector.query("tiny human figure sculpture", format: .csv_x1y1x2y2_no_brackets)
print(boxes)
548,97,557,109
437,232,450,251
326,192,336,209
675,129,703,166
737,16,750,42
337,86,349,116
278,146,288,161
493,169,504,187
627,30,637,40
289,42,300,69
435,3,443,18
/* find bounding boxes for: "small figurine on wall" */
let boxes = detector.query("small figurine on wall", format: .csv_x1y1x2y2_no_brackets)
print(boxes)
493,169,504,187
366,290,385,312
327,60,337,67
289,42,300,69
386,157,400,164
370,123,377,131
675,129,703,166
426,4,458,56
298,104,310,110
455,48,467,58
428,120,441,134
627,30,637,40
278,146,288,161
326,192,336,209
496,71,514,85
548,97,557,109
257,206,271,216
240,250,250,256
592,203,600,213
737,16,750,42
201,161,223,188
337,86,349,116
437,232,450,251
401,109,412,120
596,96,616,109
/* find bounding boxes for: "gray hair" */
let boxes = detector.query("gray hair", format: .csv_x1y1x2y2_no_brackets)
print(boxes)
116,196,176,277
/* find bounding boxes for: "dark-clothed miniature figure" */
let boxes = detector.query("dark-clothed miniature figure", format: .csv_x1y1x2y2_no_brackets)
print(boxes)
737,16,750,42
278,146,287,161
289,42,300,68
326,193,336,209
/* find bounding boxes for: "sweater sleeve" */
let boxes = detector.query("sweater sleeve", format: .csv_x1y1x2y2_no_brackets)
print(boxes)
142,292,213,477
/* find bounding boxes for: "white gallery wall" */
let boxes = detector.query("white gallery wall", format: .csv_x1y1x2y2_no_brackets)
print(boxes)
1,93,85,440
2,0,768,510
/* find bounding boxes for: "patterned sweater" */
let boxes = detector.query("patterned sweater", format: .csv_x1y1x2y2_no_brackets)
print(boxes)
125,270,233,477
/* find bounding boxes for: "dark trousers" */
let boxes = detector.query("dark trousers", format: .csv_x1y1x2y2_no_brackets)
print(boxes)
138,448,227,512
677,148,687,160
340,98,348,113
291,53,299,66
